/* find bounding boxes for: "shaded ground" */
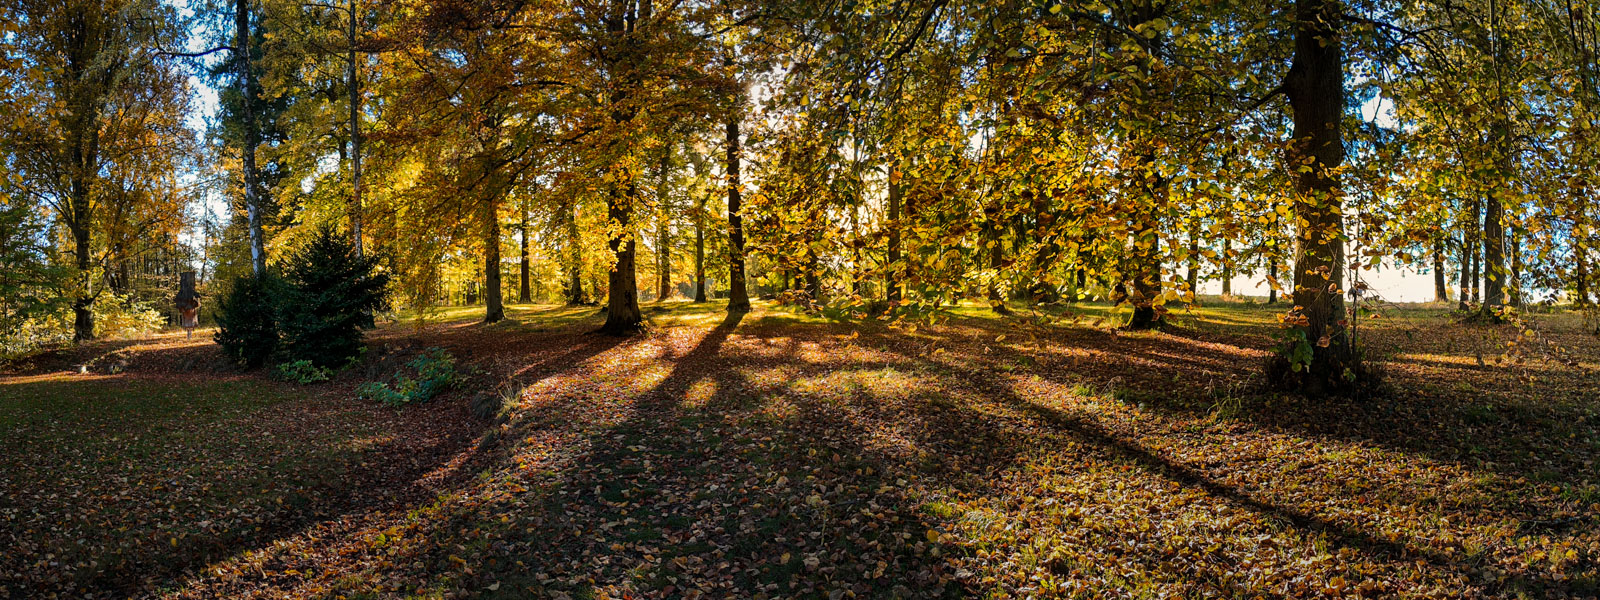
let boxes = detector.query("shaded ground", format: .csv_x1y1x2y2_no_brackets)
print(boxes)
2,300,1596,599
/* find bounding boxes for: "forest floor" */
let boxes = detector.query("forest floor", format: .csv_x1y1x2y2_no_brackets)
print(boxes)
2,299,1598,599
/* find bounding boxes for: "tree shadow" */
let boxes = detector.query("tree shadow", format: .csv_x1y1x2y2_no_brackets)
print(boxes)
0,323,631,598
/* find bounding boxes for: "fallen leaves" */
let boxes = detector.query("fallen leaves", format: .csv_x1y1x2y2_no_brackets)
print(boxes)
3,302,1597,598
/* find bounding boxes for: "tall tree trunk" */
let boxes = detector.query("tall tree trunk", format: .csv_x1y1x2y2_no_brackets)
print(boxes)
1268,260,1279,304
1281,0,1353,391
1458,215,1474,310
1509,227,1522,307
71,217,94,341
1577,241,1592,306
1220,239,1233,297
694,193,707,302
1470,235,1481,303
656,215,670,301
725,108,750,312
1432,239,1449,303
348,0,363,257
1481,0,1509,318
1185,223,1199,296
1483,192,1506,312
886,165,903,305
565,199,584,304
805,250,821,303
655,149,671,301
986,213,1009,313
237,0,265,276
483,198,504,323
519,195,532,304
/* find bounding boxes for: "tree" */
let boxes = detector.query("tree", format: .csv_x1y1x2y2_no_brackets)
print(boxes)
2,0,194,341
1276,0,1360,392
277,226,389,368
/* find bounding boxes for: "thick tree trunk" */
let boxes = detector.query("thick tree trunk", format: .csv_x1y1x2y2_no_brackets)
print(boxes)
65,52,99,342
1281,0,1353,392
1432,239,1449,303
726,111,750,312
71,219,94,341
483,198,503,323
1483,192,1506,312
851,201,868,297
1125,213,1163,329
601,177,644,334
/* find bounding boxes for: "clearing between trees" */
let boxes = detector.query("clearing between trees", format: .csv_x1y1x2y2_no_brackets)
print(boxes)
2,301,1597,599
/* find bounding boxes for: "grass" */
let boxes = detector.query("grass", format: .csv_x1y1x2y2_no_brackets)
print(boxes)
3,298,1597,598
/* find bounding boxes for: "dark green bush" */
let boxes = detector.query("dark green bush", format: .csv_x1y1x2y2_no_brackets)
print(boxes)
278,226,390,369
213,272,281,368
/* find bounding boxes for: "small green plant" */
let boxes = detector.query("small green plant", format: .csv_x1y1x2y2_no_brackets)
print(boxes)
357,347,459,408
276,359,332,385
1277,329,1315,373
355,380,407,407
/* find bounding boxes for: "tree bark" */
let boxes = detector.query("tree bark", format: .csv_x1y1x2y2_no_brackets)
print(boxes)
805,250,821,303
725,53,750,313
1577,241,1592,306
986,212,1009,313
483,198,504,323
1483,192,1506,312
1268,261,1279,304
1185,224,1199,296
886,165,903,305
601,177,644,334
694,192,707,302
237,0,265,276
1458,213,1475,310
566,199,585,305
1220,239,1233,297
1125,211,1163,329
519,194,532,304
1470,233,1481,304
1432,239,1449,303
1282,0,1353,391
348,0,363,257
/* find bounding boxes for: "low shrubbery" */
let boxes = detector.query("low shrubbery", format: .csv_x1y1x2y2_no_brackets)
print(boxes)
276,359,332,385
357,347,459,408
